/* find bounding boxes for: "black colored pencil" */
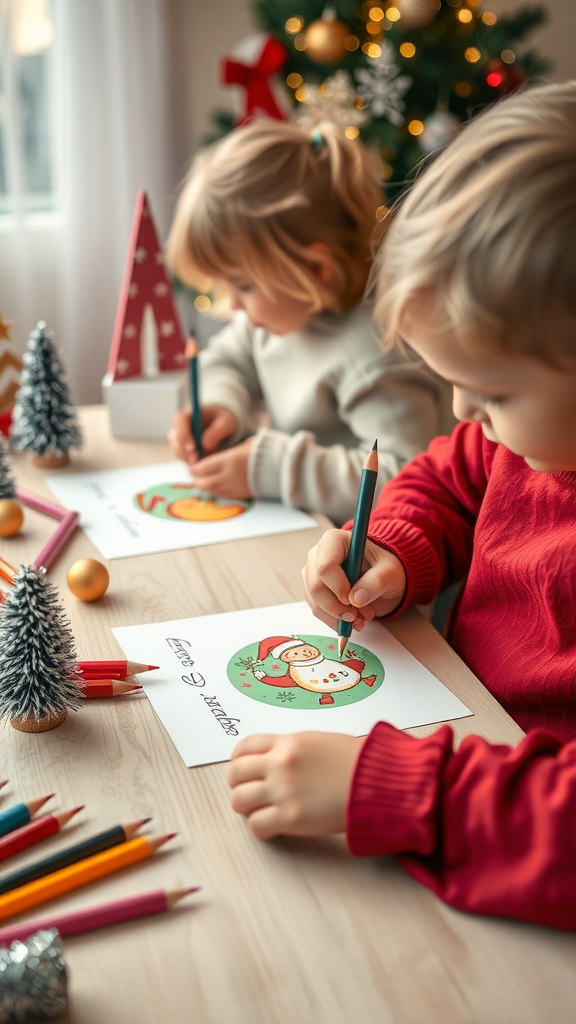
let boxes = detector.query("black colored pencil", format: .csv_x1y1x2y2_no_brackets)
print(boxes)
0,818,150,896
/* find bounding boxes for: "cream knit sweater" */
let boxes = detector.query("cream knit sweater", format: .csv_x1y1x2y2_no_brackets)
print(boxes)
199,305,453,525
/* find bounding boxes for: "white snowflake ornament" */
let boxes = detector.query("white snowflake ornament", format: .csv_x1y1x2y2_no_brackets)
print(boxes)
354,42,412,126
419,110,460,154
295,70,368,132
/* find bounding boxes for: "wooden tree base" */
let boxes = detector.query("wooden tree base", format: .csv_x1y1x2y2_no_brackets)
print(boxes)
31,452,70,469
10,708,67,732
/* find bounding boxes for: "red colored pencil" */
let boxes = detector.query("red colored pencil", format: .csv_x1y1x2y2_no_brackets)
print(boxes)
78,661,158,680
82,680,142,698
0,808,83,864
0,886,200,946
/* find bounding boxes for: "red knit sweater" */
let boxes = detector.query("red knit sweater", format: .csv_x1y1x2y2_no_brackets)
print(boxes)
346,422,576,928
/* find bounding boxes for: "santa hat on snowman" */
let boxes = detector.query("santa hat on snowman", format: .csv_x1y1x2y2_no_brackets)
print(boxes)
257,636,321,664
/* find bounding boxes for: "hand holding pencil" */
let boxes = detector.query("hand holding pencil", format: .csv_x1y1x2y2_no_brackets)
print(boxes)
302,446,407,633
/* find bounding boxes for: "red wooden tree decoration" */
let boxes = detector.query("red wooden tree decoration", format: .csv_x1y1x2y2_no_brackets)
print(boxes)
107,191,186,381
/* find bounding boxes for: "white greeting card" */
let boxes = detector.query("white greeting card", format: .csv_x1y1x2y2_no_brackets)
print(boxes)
113,601,472,768
46,462,316,560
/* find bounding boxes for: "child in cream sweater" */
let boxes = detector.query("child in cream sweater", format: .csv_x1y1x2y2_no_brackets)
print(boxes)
167,119,452,524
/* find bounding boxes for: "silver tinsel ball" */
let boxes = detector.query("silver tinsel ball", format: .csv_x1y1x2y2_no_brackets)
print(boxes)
0,929,68,1022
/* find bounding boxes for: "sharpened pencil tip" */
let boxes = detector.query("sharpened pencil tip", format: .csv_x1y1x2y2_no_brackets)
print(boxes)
0,781,8,790
372,438,378,451
338,635,348,659
147,665,159,671
166,833,178,840
140,817,152,825
185,886,201,894
72,806,85,815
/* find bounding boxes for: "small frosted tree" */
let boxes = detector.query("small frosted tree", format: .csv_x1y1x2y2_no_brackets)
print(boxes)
11,321,83,458
0,435,16,499
0,565,84,724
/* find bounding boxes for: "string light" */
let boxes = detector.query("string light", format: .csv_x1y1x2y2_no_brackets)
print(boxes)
501,49,516,63
294,86,309,101
285,16,304,34
399,42,416,57
455,81,472,96
385,6,401,21
369,6,385,20
464,47,481,63
376,205,390,221
194,295,211,314
486,71,502,87
286,72,303,88
367,21,382,34
363,42,382,57
294,34,307,51
381,162,393,179
345,126,360,139
345,35,360,50
481,11,497,24
408,119,424,135
457,9,473,22
11,0,54,54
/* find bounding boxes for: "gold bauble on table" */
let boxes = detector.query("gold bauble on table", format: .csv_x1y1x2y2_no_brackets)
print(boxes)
11,708,67,732
31,451,70,469
305,16,349,63
0,499,23,537
67,558,110,602
396,0,438,29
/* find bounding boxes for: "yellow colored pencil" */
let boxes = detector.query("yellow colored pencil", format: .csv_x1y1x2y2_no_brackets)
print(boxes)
0,833,175,922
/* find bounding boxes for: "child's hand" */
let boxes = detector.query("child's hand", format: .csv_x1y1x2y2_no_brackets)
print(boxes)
168,405,238,464
302,528,406,631
226,732,363,839
190,438,254,499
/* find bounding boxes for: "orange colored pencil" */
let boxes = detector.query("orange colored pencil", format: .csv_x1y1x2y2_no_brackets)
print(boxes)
82,680,142,698
0,833,175,922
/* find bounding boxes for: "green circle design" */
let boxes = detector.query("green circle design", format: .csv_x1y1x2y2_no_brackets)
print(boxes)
133,482,253,522
227,634,384,710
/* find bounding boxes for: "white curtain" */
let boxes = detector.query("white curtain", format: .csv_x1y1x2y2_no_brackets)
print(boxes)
0,0,179,403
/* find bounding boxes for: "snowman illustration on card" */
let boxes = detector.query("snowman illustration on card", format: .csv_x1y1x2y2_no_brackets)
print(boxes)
228,634,384,709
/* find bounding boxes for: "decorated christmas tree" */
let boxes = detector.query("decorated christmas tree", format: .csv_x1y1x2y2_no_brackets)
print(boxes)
11,321,83,465
0,435,16,500
215,0,549,199
0,565,84,730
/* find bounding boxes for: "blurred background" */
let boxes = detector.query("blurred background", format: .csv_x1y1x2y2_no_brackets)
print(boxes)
0,0,574,404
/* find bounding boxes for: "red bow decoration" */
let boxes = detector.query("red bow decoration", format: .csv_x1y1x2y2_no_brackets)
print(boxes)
222,37,288,124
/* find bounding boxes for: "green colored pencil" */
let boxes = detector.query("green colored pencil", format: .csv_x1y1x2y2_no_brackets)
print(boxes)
338,441,379,658
186,336,203,460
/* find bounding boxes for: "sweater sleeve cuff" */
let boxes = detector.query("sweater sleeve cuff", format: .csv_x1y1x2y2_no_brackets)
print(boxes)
342,517,443,613
346,722,454,857
247,428,287,500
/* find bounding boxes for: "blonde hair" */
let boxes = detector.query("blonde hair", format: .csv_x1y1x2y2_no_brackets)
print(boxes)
167,119,382,314
374,81,576,362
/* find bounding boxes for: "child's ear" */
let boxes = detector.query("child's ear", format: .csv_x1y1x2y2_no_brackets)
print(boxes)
305,243,336,284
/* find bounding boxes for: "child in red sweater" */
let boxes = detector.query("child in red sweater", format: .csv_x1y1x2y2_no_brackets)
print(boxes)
225,82,576,929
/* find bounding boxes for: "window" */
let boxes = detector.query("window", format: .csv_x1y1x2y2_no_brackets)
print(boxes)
0,0,56,217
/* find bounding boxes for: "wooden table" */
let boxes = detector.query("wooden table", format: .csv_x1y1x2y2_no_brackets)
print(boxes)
1,406,575,1024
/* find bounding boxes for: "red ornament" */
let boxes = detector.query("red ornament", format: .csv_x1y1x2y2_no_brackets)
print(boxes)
486,60,525,96
222,36,288,124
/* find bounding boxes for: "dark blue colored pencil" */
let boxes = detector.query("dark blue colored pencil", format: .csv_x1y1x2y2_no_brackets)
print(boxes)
338,441,379,657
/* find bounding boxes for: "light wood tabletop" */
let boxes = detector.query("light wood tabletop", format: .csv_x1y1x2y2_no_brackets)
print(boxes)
1,405,575,1024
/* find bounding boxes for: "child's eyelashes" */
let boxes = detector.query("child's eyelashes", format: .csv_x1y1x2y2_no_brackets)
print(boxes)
475,393,508,407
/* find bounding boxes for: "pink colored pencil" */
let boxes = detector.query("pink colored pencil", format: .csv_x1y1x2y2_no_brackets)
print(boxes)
15,488,67,520
34,511,79,571
0,886,200,945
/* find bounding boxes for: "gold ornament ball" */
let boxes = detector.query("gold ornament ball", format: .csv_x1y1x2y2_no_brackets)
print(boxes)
67,558,110,601
396,0,438,29
305,17,349,63
0,499,23,537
